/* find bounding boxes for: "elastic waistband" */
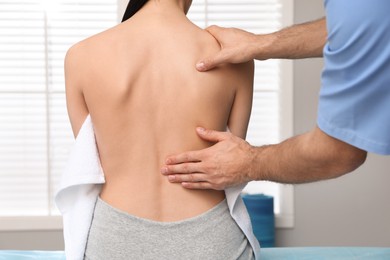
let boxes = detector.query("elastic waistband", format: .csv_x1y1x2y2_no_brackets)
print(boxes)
95,197,229,229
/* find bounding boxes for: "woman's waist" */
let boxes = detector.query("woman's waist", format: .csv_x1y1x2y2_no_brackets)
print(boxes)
100,173,225,222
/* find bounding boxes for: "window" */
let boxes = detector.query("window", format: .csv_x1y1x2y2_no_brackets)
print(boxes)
0,0,118,230
0,0,293,230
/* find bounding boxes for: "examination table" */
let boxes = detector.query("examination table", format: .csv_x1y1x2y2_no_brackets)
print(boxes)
1,247,390,259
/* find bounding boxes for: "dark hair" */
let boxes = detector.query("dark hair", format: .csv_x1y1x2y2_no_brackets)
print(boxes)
122,0,149,22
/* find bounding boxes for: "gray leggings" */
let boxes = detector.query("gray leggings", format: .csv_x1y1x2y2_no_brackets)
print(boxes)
84,197,254,260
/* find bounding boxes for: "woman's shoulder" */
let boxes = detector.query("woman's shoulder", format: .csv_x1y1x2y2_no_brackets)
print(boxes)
64,24,125,75
67,21,126,56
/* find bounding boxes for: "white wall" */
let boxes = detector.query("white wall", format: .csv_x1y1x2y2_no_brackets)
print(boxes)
0,231,63,250
275,0,390,247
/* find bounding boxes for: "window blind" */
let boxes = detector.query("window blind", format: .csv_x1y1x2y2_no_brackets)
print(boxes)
0,0,117,216
188,0,292,217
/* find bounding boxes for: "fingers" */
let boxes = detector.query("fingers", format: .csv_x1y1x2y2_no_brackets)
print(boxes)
182,182,215,190
164,150,202,165
167,173,206,183
167,174,223,191
196,127,231,143
161,161,202,175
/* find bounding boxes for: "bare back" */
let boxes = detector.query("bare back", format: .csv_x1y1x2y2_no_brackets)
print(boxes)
65,5,254,222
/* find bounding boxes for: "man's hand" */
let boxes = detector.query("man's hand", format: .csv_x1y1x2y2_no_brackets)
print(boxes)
161,127,255,190
197,19,327,72
196,25,261,72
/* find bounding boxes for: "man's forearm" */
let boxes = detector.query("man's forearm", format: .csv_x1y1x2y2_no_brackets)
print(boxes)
250,127,367,184
252,18,327,60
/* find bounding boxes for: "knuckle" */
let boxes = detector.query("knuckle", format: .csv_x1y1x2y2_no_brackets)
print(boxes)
182,164,190,172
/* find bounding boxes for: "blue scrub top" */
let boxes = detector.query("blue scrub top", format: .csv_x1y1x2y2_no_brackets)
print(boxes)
318,0,390,155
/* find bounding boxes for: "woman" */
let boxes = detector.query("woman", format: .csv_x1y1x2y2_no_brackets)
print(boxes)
56,0,260,259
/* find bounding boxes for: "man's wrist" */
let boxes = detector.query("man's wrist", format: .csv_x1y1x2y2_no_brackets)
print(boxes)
247,145,265,182
251,33,277,61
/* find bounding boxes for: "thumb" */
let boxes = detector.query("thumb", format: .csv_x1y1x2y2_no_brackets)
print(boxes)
196,58,216,72
196,51,228,72
196,127,230,143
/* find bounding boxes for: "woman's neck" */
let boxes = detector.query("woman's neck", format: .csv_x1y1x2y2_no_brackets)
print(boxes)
140,0,190,17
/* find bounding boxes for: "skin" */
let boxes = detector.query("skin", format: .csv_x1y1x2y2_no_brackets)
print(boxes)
65,0,254,221
161,18,368,190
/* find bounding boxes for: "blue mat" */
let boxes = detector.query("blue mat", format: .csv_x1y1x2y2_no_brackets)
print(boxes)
1,247,390,259
0,251,65,260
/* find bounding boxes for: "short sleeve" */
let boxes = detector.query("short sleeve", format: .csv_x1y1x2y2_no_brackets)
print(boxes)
318,0,390,155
